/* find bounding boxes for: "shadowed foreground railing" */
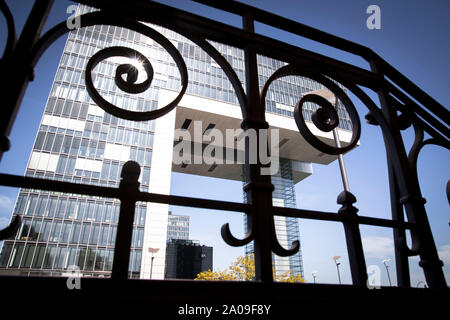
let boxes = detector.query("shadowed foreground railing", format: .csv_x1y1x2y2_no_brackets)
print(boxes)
0,0,448,312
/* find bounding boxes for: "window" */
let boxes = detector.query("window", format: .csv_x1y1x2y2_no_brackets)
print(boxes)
35,196,48,216
65,157,76,175
80,223,91,244
49,221,62,242
39,220,51,242
54,246,68,269
109,162,118,180
112,204,120,223
142,167,150,185
43,245,56,268
25,195,38,216
90,224,100,245
34,131,45,150
70,137,80,155
32,245,46,268
85,249,96,271
60,222,71,243
95,203,103,222
52,134,63,153
46,197,57,217
85,202,95,221
79,138,88,156
101,162,110,180
99,225,109,246
71,222,81,243
43,132,55,151
96,141,105,158
108,226,117,246
18,218,31,240
66,199,78,219
9,244,24,268
77,247,87,270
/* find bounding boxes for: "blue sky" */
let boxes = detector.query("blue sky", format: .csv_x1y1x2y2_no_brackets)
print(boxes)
0,0,448,286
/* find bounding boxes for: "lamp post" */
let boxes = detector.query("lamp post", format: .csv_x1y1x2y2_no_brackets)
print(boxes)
382,258,392,286
305,89,350,192
312,271,317,284
416,281,428,288
333,256,342,284
148,247,159,279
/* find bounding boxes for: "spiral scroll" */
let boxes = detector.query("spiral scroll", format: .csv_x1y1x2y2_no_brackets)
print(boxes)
30,11,188,122
85,36,188,121
261,64,361,155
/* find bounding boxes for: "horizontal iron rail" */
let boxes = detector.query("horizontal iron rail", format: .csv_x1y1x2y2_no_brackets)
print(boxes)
0,172,414,230
273,206,415,230
0,173,249,213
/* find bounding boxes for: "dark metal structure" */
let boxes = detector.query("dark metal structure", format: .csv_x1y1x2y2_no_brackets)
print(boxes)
0,0,448,313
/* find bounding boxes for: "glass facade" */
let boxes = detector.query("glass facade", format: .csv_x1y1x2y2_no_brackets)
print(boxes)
0,5,351,278
244,159,304,278
167,212,189,240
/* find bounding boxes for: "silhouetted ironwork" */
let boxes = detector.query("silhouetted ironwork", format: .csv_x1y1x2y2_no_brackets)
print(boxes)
0,0,448,292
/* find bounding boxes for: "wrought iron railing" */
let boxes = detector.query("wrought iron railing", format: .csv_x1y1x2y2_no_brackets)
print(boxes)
0,0,448,290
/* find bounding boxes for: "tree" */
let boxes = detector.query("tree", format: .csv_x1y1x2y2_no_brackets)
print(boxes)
195,254,304,282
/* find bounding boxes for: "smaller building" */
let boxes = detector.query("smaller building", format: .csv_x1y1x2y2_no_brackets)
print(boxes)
164,239,212,279
167,212,189,240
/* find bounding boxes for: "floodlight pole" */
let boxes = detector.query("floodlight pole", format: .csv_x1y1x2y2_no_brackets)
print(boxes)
383,258,392,286
148,247,159,279
332,100,350,192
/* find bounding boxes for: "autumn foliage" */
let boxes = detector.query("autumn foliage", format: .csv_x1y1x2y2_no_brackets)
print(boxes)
195,254,304,282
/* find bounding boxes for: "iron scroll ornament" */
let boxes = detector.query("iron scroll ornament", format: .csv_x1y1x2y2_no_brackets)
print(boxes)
260,64,361,155
30,12,188,122
84,37,188,122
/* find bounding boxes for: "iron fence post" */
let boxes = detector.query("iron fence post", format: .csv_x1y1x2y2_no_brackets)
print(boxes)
387,159,411,287
370,61,446,288
338,191,368,286
0,0,54,160
112,161,140,279
242,11,274,282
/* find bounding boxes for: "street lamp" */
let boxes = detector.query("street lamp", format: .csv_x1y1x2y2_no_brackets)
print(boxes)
416,281,428,288
312,271,318,284
333,256,342,284
382,258,392,286
148,247,159,279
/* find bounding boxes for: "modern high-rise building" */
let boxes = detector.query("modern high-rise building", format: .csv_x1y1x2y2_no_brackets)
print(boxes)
0,5,353,279
166,212,189,241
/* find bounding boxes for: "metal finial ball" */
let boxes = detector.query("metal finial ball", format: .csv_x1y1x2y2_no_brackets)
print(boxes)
121,161,141,182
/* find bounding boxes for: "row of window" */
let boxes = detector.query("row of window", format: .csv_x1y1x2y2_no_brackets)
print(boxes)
16,218,144,248
15,193,147,225
0,241,143,273
45,97,156,132
34,131,153,172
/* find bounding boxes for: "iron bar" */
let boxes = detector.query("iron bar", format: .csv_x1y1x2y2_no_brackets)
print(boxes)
387,159,411,287
338,191,368,286
371,60,446,288
0,0,54,160
112,161,140,279
242,11,274,282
